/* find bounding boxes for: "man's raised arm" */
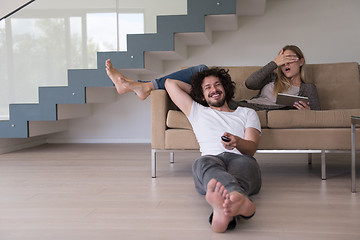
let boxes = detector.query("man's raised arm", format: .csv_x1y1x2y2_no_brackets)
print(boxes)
164,79,193,117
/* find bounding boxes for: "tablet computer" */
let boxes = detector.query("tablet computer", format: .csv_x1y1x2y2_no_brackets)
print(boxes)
276,93,309,106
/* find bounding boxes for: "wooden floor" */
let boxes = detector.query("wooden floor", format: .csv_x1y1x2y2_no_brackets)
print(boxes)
0,143,359,240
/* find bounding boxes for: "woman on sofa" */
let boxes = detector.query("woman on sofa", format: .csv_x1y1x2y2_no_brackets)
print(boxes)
233,45,321,111
105,45,320,110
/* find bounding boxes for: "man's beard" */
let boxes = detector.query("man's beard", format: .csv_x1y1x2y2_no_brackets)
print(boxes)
206,95,226,108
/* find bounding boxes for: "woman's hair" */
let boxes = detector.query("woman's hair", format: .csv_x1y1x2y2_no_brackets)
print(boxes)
274,45,307,96
190,67,235,107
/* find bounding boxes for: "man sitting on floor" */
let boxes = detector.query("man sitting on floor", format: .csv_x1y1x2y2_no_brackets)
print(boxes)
164,67,262,233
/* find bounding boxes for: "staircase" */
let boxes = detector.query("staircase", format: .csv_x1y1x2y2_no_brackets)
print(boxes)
0,0,266,139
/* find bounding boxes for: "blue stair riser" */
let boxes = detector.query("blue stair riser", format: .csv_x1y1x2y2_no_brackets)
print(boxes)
39,86,85,105
0,121,28,138
10,103,57,121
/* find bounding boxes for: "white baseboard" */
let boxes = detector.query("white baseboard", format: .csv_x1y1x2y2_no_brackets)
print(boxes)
46,138,151,144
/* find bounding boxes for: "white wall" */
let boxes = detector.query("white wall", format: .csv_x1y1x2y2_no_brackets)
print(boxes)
49,93,152,143
48,0,360,143
174,0,360,67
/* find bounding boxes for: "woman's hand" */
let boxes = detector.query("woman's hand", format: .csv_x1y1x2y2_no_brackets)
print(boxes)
293,101,311,110
274,49,299,66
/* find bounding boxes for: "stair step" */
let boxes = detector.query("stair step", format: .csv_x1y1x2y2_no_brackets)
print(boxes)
206,14,238,31
176,27,213,46
29,120,68,137
86,87,117,103
0,136,46,154
236,0,266,16
145,34,188,61
27,103,92,137
57,104,91,120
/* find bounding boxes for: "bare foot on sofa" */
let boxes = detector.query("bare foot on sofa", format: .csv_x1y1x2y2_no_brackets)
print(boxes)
223,191,256,218
121,78,153,100
105,59,153,100
206,179,233,233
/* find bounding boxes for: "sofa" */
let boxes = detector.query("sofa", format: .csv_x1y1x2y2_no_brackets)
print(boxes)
150,62,360,178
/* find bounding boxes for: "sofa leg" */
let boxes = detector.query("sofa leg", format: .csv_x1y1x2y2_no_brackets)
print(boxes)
321,150,326,180
152,149,157,178
170,152,174,163
308,153,312,165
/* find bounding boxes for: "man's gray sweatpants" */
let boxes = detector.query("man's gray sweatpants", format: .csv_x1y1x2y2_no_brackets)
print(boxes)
192,152,262,197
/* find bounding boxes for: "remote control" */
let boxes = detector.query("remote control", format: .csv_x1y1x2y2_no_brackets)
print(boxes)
221,136,231,142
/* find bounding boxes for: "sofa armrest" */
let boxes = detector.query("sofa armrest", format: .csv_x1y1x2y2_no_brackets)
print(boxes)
151,90,171,149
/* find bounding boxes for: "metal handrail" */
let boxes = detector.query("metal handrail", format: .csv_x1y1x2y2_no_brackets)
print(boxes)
0,0,36,21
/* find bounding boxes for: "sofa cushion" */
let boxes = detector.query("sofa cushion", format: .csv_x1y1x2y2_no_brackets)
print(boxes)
166,109,268,129
259,128,360,150
167,110,192,129
165,129,199,149
256,110,267,128
225,66,262,101
267,109,360,128
307,62,360,110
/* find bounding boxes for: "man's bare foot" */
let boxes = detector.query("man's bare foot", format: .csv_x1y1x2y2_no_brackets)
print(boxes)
205,179,233,233
223,191,256,218
105,59,132,95
105,59,153,100
121,79,153,101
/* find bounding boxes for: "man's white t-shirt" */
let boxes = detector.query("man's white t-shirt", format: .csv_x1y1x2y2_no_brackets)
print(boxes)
187,101,261,156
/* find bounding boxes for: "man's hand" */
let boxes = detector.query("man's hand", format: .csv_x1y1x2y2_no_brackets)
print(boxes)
221,133,237,150
221,128,260,156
